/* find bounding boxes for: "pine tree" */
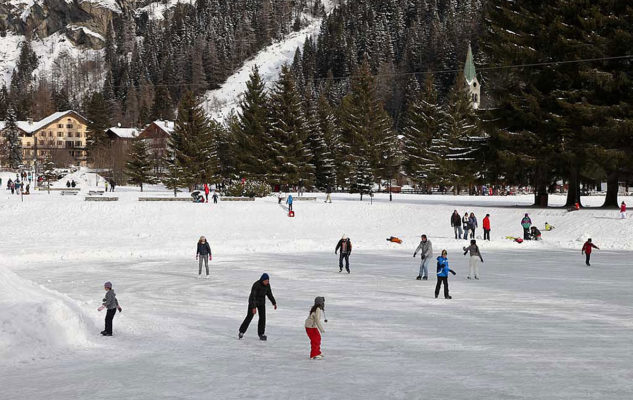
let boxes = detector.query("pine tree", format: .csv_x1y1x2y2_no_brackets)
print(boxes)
235,66,270,179
317,94,346,188
126,138,155,192
267,65,314,186
84,92,111,151
351,158,374,201
305,93,335,190
169,91,218,190
151,85,174,121
42,158,57,194
2,105,22,169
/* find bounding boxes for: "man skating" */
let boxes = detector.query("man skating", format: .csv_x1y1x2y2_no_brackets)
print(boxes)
413,234,433,280
335,235,352,273
239,273,277,340
582,239,599,266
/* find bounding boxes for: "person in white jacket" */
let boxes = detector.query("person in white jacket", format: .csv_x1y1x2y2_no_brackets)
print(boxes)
305,296,326,359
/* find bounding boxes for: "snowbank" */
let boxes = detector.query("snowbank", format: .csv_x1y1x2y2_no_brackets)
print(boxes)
0,266,98,363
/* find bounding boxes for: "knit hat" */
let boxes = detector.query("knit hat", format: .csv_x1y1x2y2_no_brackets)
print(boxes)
260,273,270,282
314,296,325,307
104,281,112,289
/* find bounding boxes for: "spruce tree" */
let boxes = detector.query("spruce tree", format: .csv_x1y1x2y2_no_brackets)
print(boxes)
267,65,314,186
126,138,155,192
2,105,22,169
305,93,335,190
317,94,346,189
351,158,374,201
84,92,111,151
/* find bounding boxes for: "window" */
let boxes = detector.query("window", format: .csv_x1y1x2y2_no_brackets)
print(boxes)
57,141,63,146
75,141,82,147
39,140,44,146
58,132,63,137
58,124,63,128
26,142,31,147
48,140,54,146
66,124,73,129
48,132,53,137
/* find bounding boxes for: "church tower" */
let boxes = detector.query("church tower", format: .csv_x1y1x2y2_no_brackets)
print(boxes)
463,43,480,109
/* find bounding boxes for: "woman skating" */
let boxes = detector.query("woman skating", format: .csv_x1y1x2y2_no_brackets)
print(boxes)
305,297,326,359
435,250,456,299
196,236,212,278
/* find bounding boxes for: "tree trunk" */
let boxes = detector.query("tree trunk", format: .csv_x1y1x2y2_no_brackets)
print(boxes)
602,172,619,208
533,167,549,207
565,167,581,207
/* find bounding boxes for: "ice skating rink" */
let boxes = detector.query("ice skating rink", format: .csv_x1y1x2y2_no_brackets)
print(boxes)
1,186,632,399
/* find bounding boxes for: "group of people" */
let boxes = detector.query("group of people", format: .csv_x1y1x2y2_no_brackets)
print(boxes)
203,184,219,203
5,178,28,195
65,179,77,188
451,210,491,241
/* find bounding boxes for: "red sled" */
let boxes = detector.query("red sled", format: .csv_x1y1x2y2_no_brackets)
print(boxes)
288,211,295,217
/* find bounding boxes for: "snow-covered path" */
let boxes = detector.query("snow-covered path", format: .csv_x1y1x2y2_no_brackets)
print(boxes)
1,185,633,399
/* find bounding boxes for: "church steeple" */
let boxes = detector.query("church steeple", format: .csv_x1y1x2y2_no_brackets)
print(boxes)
463,43,480,109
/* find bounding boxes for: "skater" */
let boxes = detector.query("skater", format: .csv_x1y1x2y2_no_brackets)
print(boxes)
335,235,352,273
582,239,599,266
204,183,210,203
463,239,484,280
483,214,491,241
521,213,532,240
196,236,212,278
451,210,462,239
469,212,478,239
530,226,542,241
435,250,456,299
620,201,627,219
413,234,433,280
462,212,470,240
97,281,122,336
286,194,294,211
238,273,277,340
305,296,326,359
278,192,283,204
212,191,218,204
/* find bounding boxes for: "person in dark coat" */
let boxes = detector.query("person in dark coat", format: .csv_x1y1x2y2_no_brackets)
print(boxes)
451,210,462,239
239,273,277,340
335,235,352,273
196,236,212,278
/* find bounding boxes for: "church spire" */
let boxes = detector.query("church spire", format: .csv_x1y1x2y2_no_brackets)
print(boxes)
464,43,476,84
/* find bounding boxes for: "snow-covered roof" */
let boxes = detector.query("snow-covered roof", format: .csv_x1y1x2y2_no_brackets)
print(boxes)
0,110,88,134
106,127,139,139
153,120,175,134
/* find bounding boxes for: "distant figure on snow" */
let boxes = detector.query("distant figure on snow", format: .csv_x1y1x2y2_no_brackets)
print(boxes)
620,202,627,219
582,239,599,266
463,239,484,280
483,214,491,241
97,281,122,336
530,226,542,241
413,234,433,280
435,250,456,299
325,186,332,203
66,180,71,188
196,236,212,278
286,194,294,211
521,213,532,240
105,181,109,192
544,222,555,231
305,296,326,360
462,212,470,240
212,191,218,204
451,210,462,239
71,180,76,188
204,183,210,203
335,235,352,273
239,273,277,341
468,212,478,239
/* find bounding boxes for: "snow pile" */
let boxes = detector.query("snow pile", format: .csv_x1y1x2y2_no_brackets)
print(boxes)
51,167,108,189
0,266,97,363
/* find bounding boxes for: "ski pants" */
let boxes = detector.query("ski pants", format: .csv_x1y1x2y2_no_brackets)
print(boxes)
339,253,350,271
435,276,449,298
453,225,463,239
585,253,591,266
483,229,490,241
306,327,322,358
239,304,266,336
469,256,480,278
419,257,430,278
288,203,293,211
470,228,476,239
105,308,117,334
198,254,209,275
523,227,530,240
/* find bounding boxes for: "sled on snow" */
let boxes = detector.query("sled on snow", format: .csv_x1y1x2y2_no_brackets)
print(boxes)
386,236,402,244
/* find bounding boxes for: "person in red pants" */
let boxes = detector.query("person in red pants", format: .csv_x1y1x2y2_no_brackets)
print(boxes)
304,297,326,359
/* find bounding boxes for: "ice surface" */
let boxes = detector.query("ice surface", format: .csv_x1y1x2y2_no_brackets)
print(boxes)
1,179,632,399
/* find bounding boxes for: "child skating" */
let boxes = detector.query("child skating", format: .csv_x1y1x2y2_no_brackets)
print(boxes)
435,250,456,299
305,296,327,359
98,281,122,336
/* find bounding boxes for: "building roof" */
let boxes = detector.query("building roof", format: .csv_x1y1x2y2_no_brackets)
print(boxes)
153,120,175,134
106,127,139,139
0,110,89,134
464,43,477,84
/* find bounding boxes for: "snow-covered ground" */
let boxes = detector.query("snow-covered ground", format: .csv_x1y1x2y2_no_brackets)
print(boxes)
1,174,632,399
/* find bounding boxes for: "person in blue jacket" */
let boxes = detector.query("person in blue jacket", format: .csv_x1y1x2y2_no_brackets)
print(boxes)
435,250,456,299
286,194,294,211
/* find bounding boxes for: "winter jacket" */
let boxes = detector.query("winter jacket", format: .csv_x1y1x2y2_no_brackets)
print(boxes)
621,203,627,213
463,244,484,261
304,307,325,333
469,216,478,229
204,184,210,194
451,213,461,227
248,280,276,308
462,215,470,229
521,217,532,229
335,238,352,254
582,242,598,255
483,216,491,230
414,240,433,259
286,195,293,204
197,241,211,256
436,256,455,278
102,290,119,310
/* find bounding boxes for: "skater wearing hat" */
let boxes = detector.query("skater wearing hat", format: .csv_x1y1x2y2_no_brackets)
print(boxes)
305,297,327,359
97,281,122,336
239,273,277,340
335,235,352,273
435,250,456,299
196,236,212,278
